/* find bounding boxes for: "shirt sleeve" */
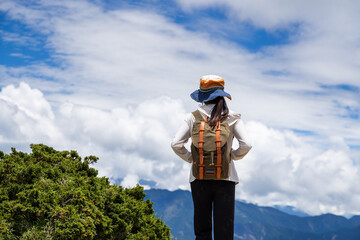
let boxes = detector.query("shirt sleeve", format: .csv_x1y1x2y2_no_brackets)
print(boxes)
171,114,193,163
231,119,252,160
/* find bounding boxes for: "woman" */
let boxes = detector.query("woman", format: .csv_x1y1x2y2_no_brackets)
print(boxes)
171,75,252,240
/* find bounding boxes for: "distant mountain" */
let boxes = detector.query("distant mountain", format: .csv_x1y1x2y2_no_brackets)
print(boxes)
145,189,194,239
273,205,309,217
144,189,360,240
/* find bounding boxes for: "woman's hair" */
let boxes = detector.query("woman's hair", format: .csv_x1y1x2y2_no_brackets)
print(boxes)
205,97,229,127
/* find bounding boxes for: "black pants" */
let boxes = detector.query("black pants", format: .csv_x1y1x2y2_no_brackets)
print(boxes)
190,179,235,240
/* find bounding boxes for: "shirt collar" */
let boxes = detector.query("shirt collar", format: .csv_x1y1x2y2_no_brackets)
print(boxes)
198,103,215,116
197,103,241,125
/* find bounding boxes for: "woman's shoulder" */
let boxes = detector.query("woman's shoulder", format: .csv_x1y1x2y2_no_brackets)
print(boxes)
227,109,241,126
183,112,196,125
228,109,241,119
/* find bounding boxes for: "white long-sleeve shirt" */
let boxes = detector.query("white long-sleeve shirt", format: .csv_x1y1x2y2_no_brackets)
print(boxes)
171,104,252,183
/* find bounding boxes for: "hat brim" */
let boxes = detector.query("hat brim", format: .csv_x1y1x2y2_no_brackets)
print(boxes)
190,89,232,102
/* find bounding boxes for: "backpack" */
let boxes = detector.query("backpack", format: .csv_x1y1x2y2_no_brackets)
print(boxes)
190,110,231,180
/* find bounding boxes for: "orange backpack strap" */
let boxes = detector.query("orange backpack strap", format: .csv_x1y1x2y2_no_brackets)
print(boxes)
198,120,206,179
215,121,222,179
192,110,206,179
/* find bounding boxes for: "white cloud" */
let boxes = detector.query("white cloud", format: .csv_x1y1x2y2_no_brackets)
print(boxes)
0,82,61,144
237,121,360,215
0,82,53,120
0,82,191,190
176,0,360,90
120,174,140,188
0,29,40,46
57,96,192,191
177,0,360,33
1,82,360,216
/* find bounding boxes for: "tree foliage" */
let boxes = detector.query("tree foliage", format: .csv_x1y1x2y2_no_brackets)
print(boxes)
0,144,170,239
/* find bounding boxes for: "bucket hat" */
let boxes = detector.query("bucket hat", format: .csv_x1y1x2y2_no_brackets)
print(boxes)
190,75,232,102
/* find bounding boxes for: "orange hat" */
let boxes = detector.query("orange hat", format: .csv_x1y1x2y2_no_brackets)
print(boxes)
190,75,232,102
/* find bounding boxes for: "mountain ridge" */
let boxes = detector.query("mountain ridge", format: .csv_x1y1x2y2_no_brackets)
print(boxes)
144,188,360,240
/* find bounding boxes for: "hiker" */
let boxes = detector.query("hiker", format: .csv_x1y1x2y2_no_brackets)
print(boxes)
171,75,252,240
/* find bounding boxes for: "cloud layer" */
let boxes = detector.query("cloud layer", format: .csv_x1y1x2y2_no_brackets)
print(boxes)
1,82,359,215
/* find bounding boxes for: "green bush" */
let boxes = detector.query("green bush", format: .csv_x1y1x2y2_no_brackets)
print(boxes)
0,144,170,240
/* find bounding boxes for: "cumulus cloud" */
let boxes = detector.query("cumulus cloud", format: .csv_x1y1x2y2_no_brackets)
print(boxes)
0,82,191,191
55,93,191,191
237,121,360,215
0,82,61,145
1,82,359,215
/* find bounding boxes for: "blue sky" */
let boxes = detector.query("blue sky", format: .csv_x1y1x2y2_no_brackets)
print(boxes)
0,0,297,66
1,0,360,216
